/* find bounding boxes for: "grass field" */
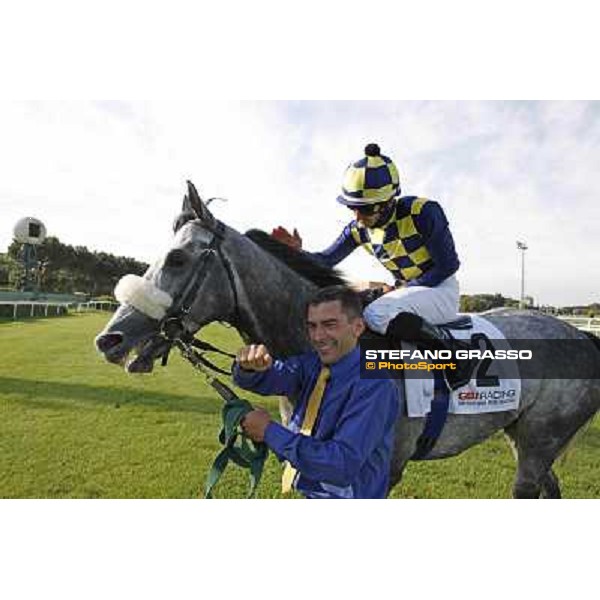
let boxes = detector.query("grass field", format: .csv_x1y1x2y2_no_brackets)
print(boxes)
1,312,598,499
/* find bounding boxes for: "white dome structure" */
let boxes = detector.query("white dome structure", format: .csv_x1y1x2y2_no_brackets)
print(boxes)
13,217,47,245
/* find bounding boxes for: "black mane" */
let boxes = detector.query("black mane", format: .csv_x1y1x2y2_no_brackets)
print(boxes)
244,229,348,288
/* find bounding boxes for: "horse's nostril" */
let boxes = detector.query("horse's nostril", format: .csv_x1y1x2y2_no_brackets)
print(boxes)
95,332,124,353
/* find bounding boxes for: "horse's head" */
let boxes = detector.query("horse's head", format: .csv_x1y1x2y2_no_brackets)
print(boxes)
95,181,239,373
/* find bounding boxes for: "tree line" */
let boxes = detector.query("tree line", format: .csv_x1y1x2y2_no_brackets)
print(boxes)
0,238,596,314
459,293,519,312
0,236,148,297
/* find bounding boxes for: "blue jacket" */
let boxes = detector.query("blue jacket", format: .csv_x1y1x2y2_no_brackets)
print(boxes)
313,196,459,287
233,347,398,499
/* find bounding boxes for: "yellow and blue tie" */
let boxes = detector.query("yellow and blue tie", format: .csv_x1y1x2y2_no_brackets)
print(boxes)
281,366,330,494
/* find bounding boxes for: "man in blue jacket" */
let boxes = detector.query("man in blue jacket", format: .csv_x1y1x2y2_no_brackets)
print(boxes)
234,286,398,499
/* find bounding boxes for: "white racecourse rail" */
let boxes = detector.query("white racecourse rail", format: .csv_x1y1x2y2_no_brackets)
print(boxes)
0,301,118,321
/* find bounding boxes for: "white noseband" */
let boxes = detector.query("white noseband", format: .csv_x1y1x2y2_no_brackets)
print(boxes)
114,274,173,320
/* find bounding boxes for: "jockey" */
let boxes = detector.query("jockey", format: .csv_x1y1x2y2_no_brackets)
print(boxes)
272,143,475,390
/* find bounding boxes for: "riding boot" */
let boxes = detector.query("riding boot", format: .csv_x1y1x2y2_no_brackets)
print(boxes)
385,312,478,391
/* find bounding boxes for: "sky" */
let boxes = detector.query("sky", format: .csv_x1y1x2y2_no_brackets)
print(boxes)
1,100,598,307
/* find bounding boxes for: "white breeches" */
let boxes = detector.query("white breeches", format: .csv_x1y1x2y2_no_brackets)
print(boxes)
363,275,460,334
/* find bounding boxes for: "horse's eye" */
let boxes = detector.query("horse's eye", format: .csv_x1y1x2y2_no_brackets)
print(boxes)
165,248,188,268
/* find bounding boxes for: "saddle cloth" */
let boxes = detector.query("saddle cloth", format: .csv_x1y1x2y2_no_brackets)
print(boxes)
400,315,521,417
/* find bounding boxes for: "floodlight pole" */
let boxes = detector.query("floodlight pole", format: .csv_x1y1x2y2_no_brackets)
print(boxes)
517,241,528,309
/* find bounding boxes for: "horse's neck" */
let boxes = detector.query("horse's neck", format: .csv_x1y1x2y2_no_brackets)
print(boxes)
223,232,315,356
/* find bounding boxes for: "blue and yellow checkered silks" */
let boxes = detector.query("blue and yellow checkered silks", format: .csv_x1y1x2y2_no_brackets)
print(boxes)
350,196,433,282
337,143,400,207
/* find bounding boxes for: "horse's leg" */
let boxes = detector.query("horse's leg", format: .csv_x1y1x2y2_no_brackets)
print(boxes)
539,469,562,499
504,421,564,499
503,438,562,498
503,422,547,499
503,376,600,498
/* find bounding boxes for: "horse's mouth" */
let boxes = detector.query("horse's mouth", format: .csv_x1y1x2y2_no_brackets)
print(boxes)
125,351,156,373
126,335,172,373
95,331,171,374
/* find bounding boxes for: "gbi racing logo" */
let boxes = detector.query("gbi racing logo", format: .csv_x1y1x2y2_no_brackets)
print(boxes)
458,389,517,401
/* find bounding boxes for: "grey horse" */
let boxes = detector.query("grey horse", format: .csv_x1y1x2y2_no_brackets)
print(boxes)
95,182,600,498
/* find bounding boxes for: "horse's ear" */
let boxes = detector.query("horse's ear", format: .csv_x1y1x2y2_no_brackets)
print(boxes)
186,180,215,227
181,193,193,216
173,211,195,233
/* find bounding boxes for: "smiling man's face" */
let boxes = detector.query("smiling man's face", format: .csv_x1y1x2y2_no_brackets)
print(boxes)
306,300,365,365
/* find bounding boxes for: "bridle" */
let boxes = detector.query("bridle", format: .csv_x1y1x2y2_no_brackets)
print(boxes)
151,219,241,375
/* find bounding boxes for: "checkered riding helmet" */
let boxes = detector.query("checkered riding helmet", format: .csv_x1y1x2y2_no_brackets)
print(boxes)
337,143,401,207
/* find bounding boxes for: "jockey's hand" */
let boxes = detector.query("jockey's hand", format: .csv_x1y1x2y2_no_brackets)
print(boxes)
236,344,273,372
271,226,303,250
241,408,272,442
357,284,394,308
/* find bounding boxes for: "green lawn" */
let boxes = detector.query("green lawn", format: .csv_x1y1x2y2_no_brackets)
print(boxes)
1,312,598,498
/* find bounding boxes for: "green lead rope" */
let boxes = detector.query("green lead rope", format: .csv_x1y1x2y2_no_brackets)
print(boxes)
204,388,269,499
170,339,268,499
